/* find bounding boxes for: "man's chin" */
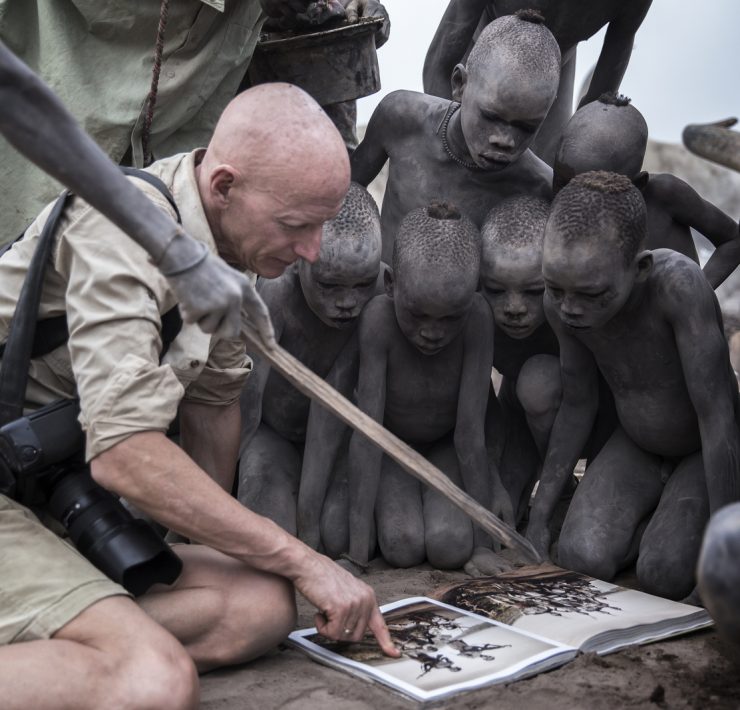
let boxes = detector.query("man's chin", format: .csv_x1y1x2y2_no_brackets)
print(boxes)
257,258,293,279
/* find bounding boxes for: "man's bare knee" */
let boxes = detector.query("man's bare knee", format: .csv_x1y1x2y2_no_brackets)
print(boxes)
57,597,198,710
210,569,297,667
516,355,562,418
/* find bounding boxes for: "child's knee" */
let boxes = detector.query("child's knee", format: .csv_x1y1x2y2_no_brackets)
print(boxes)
426,524,473,570
378,525,426,568
557,525,619,582
516,355,562,418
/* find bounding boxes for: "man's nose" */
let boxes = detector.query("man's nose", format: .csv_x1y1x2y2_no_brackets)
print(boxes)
293,226,322,263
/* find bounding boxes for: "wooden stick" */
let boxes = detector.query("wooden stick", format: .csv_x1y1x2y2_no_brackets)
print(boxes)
242,317,541,564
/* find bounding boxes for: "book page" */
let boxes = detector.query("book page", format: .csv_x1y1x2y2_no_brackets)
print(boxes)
289,597,575,703
433,565,711,652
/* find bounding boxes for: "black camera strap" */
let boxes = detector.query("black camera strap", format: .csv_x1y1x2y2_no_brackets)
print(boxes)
0,168,184,426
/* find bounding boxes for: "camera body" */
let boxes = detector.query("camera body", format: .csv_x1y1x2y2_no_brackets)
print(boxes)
0,399,182,596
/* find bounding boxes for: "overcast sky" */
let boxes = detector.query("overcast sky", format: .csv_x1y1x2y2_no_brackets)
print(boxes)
356,0,740,144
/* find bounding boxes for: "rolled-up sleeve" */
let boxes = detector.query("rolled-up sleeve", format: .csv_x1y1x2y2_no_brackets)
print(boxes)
54,195,184,461
184,335,252,406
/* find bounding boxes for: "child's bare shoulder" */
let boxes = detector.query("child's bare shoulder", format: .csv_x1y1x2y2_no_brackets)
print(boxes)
651,249,715,312
357,294,395,343
642,172,691,207
373,90,449,137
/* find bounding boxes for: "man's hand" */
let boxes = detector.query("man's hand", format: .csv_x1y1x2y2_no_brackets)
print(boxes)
295,553,399,656
167,251,275,347
343,0,390,46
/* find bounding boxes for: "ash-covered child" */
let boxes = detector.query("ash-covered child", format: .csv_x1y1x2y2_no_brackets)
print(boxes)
528,171,740,600
237,183,382,548
345,202,513,576
480,195,617,521
351,9,560,262
422,0,652,164
554,92,740,289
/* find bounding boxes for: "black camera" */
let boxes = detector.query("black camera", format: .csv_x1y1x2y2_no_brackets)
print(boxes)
0,399,182,597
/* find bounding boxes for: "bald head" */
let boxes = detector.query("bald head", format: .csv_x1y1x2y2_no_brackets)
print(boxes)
467,10,560,92
199,84,351,277
203,83,349,190
555,93,648,192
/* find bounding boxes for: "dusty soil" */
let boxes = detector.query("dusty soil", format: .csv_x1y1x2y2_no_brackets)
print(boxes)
199,560,740,710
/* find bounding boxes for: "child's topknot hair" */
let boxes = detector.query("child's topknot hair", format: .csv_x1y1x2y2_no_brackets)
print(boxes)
427,201,461,221
515,8,546,24
598,92,632,108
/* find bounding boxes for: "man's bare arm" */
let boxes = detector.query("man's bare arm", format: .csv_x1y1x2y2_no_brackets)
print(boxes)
648,174,740,289
665,261,740,512
347,299,389,565
91,430,397,655
423,0,491,99
0,41,273,344
181,399,242,493
579,0,652,108
455,296,512,546
526,303,599,558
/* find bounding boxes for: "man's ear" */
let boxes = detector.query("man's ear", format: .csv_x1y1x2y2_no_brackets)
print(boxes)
384,267,394,298
451,64,468,103
634,249,653,282
632,171,649,193
210,165,237,206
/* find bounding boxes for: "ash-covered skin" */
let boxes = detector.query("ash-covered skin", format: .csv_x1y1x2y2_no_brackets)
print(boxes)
697,503,740,650
553,93,740,290
345,202,514,577
237,183,382,544
423,0,653,165
528,171,740,601
299,182,382,329
480,195,550,341
352,11,560,263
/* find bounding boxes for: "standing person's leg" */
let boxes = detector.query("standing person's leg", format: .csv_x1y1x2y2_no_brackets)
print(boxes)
557,427,665,580
636,452,710,600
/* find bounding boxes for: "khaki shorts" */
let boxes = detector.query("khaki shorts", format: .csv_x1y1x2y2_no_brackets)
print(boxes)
0,494,130,644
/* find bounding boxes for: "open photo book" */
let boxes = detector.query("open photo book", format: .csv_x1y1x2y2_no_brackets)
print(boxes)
288,565,713,703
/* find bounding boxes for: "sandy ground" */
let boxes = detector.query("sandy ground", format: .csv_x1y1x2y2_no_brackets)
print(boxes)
199,560,740,710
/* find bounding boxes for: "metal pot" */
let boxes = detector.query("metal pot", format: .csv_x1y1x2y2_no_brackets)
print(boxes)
247,17,383,105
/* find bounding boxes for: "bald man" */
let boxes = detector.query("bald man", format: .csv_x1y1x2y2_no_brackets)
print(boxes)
0,84,397,710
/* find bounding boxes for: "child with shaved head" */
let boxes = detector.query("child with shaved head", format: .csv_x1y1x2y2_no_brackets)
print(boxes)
528,171,740,600
352,10,560,262
480,196,617,521
345,202,512,575
554,93,740,289
238,183,383,550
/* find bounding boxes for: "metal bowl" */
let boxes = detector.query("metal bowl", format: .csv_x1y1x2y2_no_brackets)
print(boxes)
247,17,383,105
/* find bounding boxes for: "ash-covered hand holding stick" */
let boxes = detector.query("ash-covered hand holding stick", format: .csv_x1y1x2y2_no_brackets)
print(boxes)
0,40,274,346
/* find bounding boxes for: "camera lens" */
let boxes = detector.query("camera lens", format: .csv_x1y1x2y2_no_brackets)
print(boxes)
47,469,182,596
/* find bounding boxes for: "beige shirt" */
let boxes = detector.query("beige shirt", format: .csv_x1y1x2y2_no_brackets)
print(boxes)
0,150,252,460
0,0,266,242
